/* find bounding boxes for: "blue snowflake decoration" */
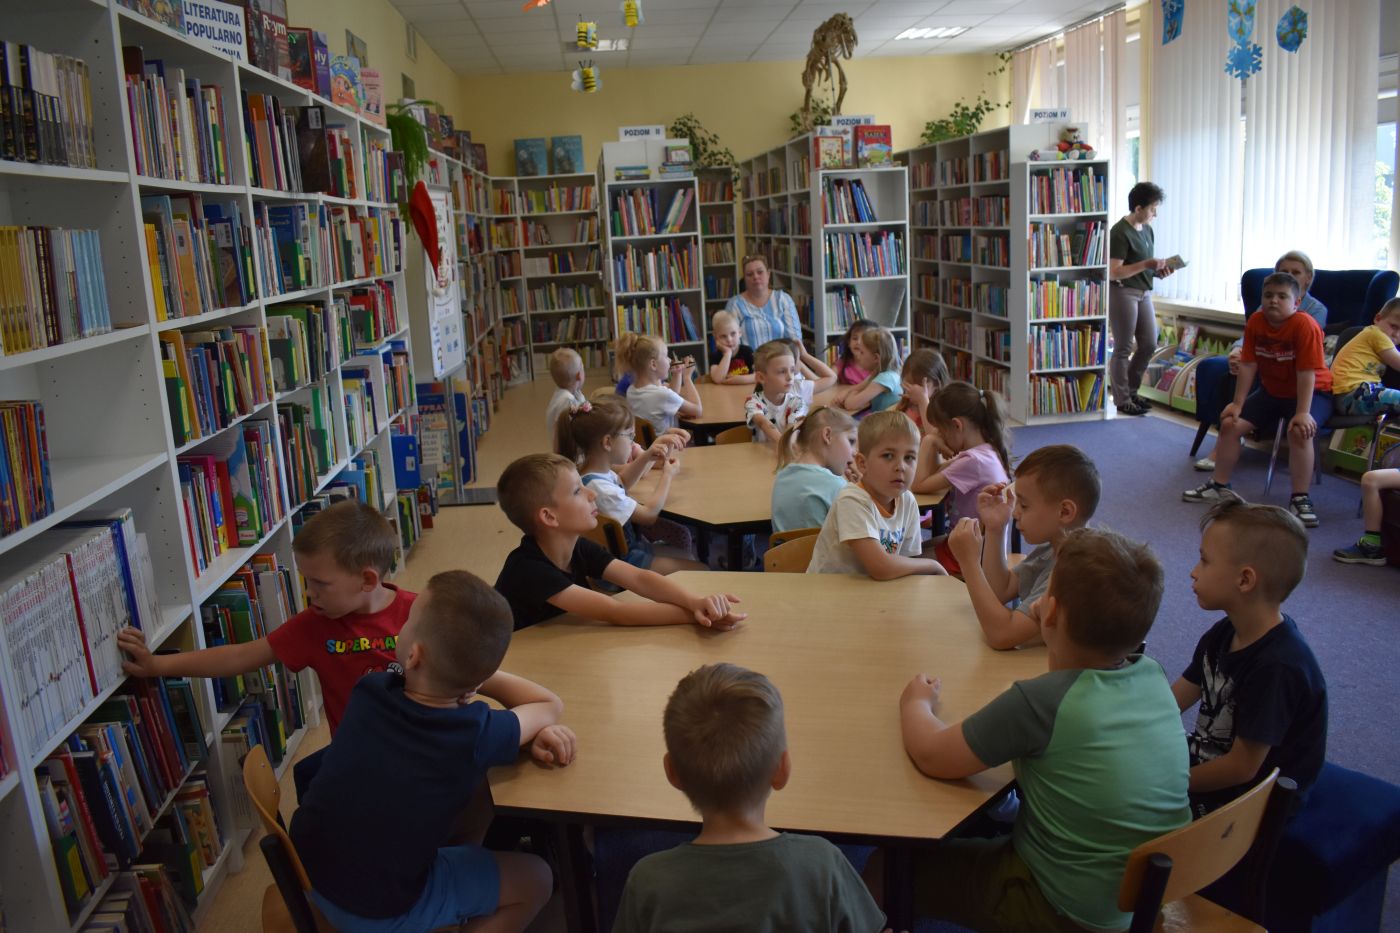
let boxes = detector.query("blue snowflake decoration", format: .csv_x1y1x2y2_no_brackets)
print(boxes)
1276,5,1307,52
1226,0,1257,44
1161,0,1183,44
1224,40,1262,78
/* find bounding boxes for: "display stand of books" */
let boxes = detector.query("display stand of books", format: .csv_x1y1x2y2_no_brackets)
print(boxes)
900,126,1109,422
1140,320,1237,415
0,4,425,929
517,173,605,372
698,167,738,328
739,134,910,365
599,142,706,367
489,176,530,385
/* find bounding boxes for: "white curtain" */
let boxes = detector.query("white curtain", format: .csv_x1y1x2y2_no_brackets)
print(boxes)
1146,0,1246,308
1011,41,1061,125
1240,0,1379,273
1063,12,1128,211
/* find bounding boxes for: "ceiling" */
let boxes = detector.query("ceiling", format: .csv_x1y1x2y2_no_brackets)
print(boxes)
391,0,1117,76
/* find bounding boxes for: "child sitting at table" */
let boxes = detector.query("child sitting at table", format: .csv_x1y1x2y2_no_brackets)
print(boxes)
624,333,702,434
559,400,702,574
831,325,903,415
897,347,951,434
899,528,1189,932
786,337,838,396
807,411,948,578
772,406,858,533
290,570,570,933
946,444,1101,650
835,319,877,385
708,310,756,385
1329,296,1400,418
545,347,586,450
494,453,744,631
613,663,886,933
745,341,808,442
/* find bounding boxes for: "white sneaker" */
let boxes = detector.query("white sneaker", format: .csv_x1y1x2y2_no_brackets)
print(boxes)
1193,457,1216,472
1183,481,1231,503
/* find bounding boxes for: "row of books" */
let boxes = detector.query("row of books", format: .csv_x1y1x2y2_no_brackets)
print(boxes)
500,285,522,317
362,135,407,207
946,346,973,381
1031,372,1106,415
912,233,937,261
381,345,414,416
914,273,937,303
743,163,784,199
522,249,601,277
342,281,402,349
942,317,971,350
530,315,609,344
658,141,693,178
178,423,285,575
492,188,520,215
1029,278,1104,319
943,279,1009,317
610,187,694,237
491,221,520,250
1029,166,1108,215
523,215,599,246
971,150,1010,183
820,177,881,224
0,225,112,353
0,509,160,755
702,214,735,236
942,233,1009,267
823,231,905,279
974,360,1009,396
144,195,256,319
76,865,196,932
979,326,1012,362
496,251,522,279
254,201,329,295
528,283,602,312
121,46,230,185
341,362,382,452
160,326,273,447
279,391,339,505
0,41,96,168
938,195,1009,228
328,205,403,282
521,185,596,214
909,161,936,190
824,288,867,331
702,240,736,268
611,241,699,293
703,275,735,301
745,206,790,237
614,297,700,343
266,302,347,395
699,179,734,203
396,490,425,555
459,214,486,257
1029,222,1104,268
245,97,358,199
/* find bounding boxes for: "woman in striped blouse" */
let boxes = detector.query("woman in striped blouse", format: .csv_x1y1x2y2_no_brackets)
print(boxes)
725,254,803,349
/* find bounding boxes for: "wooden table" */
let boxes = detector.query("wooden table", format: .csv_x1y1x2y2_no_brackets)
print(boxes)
488,572,1047,930
684,382,840,434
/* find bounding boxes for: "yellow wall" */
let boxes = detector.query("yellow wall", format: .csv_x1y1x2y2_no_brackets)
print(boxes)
286,0,465,116
455,55,1010,175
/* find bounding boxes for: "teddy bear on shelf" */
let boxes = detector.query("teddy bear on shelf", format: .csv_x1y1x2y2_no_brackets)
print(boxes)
1057,125,1096,160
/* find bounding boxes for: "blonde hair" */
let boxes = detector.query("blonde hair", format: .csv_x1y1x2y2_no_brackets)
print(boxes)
1275,250,1314,281
418,571,514,692
292,499,397,576
1376,297,1400,323
860,326,900,375
711,310,738,333
753,339,795,374
664,663,785,814
548,348,583,389
857,409,919,454
926,382,1012,472
621,333,666,375
777,406,856,469
496,453,575,533
556,399,633,464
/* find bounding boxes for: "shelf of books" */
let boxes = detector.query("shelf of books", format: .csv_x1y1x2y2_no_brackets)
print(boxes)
1140,318,1238,415
899,125,1108,423
739,132,909,367
698,167,738,327
518,172,605,371
600,142,706,367
0,3,428,929
489,176,531,386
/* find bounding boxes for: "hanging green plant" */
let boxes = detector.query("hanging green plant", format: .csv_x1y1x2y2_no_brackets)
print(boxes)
788,90,834,137
385,99,439,218
667,113,736,176
920,54,1012,145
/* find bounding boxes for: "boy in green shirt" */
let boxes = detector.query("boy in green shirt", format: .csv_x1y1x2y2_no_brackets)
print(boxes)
900,528,1190,932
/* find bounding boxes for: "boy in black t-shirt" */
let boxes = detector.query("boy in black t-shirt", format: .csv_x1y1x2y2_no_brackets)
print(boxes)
708,310,757,384
291,570,574,931
493,453,747,631
1173,494,1327,813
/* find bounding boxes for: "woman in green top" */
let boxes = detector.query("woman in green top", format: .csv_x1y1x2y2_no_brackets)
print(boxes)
1108,182,1174,416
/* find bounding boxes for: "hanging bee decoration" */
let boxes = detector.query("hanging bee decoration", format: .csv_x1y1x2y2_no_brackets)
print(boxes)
576,19,599,50
571,61,601,93
621,0,643,28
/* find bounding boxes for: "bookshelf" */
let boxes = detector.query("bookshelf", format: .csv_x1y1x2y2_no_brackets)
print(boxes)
1140,315,1240,415
738,135,910,366
0,3,425,929
698,167,738,330
517,172,605,371
899,126,1109,423
490,176,530,386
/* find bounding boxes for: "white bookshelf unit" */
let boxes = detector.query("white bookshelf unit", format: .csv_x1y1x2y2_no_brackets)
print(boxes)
489,176,530,385
899,125,1109,423
739,135,910,365
698,167,738,330
0,3,425,930
517,173,605,370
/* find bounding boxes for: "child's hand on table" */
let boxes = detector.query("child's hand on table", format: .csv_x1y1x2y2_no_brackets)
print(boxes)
900,673,941,712
691,593,747,631
531,724,577,767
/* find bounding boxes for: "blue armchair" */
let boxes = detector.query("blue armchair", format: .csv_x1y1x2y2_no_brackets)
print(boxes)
1190,268,1400,456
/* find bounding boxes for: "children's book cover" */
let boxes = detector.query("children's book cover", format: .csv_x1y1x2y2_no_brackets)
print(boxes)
550,135,584,174
514,138,547,176
311,31,331,98
360,68,384,126
471,143,488,173
285,27,315,91
854,125,892,167
118,0,183,30
813,135,845,170
329,55,363,112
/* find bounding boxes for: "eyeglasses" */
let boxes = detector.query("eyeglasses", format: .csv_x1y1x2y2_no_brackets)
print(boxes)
616,430,636,440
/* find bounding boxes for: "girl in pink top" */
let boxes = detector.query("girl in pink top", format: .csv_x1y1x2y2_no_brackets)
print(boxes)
835,319,877,385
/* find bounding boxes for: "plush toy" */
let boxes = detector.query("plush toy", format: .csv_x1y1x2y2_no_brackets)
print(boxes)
1056,125,1097,160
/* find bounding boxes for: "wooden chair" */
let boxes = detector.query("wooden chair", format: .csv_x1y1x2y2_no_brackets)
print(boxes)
768,526,820,549
590,385,621,403
1118,769,1297,933
635,418,657,448
241,744,334,933
583,515,628,558
764,534,818,573
714,425,751,445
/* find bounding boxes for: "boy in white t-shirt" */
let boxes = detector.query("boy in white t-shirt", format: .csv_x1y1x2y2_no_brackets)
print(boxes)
745,341,808,442
545,348,586,450
624,334,701,433
807,411,949,578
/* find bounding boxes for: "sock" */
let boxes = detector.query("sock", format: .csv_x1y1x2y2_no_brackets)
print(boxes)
1361,531,1382,547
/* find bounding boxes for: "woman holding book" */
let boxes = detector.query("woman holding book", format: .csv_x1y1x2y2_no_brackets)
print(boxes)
1108,181,1175,416
726,255,803,349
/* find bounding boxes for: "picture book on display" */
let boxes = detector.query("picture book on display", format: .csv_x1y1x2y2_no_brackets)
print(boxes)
117,0,183,30
855,125,891,167
241,0,290,79
360,68,384,126
329,55,363,112
514,137,547,176
551,135,584,174
813,134,845,170
285,27,315,91
813,124,853,165
471,142,488,173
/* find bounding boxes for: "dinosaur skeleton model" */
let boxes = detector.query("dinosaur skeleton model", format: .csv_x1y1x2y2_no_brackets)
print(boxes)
800,13,858,131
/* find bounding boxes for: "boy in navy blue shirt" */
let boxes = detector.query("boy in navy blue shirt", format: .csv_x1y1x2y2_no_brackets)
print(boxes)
291,570,576,932
1174,495,1327,814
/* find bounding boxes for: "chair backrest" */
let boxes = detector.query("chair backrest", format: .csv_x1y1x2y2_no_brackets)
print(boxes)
243,743,313,890
635,418,657,448
589,385,621,403
764,534,818,572
1241,268,1399,333
768,526,820,549
582,515,628,558
714,425,751,445
1118,769,1293,923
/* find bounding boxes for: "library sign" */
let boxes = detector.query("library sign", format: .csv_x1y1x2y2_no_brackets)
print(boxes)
184,0,247,61
619,125,665,139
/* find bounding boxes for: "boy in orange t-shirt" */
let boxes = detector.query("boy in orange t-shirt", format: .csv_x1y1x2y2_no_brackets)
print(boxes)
1184,272,1332,527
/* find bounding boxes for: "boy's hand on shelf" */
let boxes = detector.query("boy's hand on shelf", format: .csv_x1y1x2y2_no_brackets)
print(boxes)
1289,412,1316,440
976,482,1014,529
117,627,160,677
948,517,984,566
531,724,577,767
692,593,747,631
901,673,941,712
